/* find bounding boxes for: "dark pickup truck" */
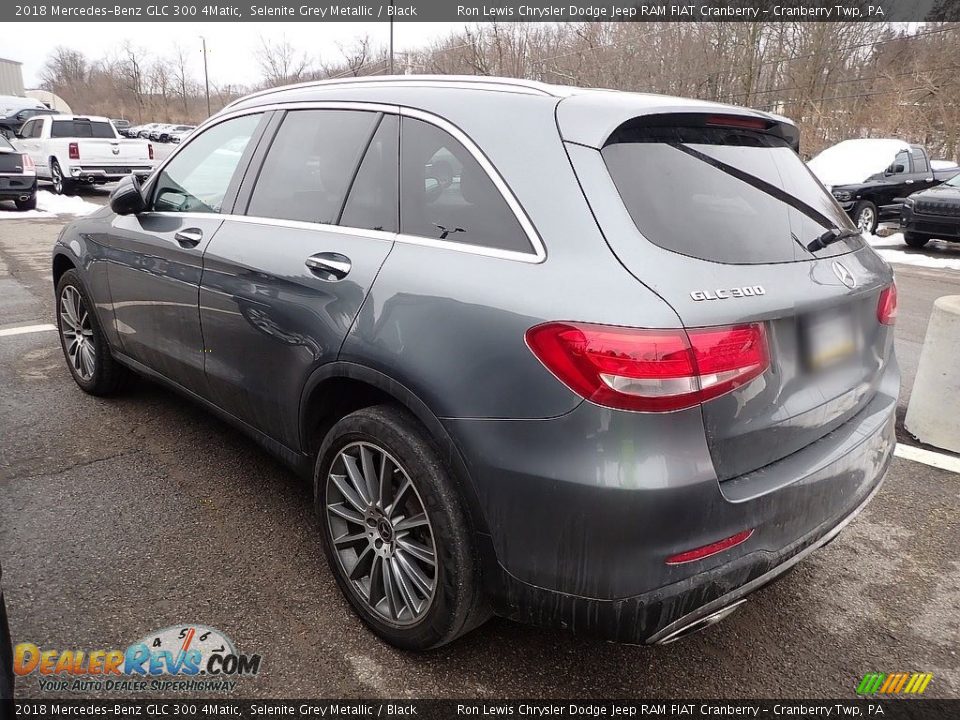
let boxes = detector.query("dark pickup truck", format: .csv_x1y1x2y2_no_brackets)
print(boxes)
808,139,960,234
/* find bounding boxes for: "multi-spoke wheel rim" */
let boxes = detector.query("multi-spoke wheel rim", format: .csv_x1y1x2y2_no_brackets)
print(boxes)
59,286,96,381
326,441,438,627
51,164,62,194
857,207,875,232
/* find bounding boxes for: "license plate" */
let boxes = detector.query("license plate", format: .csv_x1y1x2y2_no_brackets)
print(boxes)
801,310,858,371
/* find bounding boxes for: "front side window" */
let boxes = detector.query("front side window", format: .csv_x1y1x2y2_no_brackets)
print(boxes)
18,120,34,138
247,109,379,225
602,121,861,264
399,117,532,254
152,114,261,214
890,150,910,175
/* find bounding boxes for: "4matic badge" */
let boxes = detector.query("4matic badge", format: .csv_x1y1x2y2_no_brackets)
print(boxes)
690,286,766,301
14,624,262,693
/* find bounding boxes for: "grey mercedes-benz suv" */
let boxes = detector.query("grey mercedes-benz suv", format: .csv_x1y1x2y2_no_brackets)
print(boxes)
52,76,898,650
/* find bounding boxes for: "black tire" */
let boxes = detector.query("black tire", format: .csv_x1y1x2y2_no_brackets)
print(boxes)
14,194,36,211
50,159,73,196
904,232,931,248
853,200,878,234
314,405,488,650
55,270,130,395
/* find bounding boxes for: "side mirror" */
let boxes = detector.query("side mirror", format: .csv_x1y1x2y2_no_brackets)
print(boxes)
110,174,147,215
885,163,905,175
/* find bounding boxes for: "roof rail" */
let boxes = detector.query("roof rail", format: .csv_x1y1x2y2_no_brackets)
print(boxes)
223,75,561,111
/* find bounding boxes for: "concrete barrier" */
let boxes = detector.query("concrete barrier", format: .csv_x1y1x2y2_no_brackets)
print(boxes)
905,295,960,454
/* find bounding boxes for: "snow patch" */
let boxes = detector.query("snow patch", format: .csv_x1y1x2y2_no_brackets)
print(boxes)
867,232,960,271
0,190,101,220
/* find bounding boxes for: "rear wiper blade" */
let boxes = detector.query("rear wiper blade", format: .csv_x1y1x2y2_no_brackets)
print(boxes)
807,227,861,253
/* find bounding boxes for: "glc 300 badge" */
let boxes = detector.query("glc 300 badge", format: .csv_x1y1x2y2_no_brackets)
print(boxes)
691,286,766,301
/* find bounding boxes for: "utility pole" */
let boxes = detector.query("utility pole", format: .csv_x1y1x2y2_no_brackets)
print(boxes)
389,3,394,75
200,36,211,117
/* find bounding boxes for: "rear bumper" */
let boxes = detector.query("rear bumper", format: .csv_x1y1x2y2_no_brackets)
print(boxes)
447,358,898,644
0,177,36,199
69,165,153,182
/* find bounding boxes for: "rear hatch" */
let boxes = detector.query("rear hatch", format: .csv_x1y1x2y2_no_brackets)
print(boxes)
51,118,151,164
0,148,24,174
562,106,896,480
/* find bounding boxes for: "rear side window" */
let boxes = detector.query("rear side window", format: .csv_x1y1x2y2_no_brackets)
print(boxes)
911,148,928,174
340,114,398,233
602,122,860,264
51,120,115,138
247,109,378,225
400,117,532,254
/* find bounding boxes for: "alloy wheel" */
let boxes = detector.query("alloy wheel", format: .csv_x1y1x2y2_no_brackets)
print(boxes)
51,164,63,194
325,441,438,626
59,286,96,381
857,207,875,233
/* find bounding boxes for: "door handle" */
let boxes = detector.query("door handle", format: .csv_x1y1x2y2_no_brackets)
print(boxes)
305,252,351,280
906,179,915,184
174,228,203,247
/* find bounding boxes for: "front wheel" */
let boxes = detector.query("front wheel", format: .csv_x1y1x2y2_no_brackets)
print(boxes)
904,232,931,248
56,270,129,395
853,200,878,235
315,405,488,650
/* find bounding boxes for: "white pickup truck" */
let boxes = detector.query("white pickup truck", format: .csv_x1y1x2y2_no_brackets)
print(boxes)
14,114,154,195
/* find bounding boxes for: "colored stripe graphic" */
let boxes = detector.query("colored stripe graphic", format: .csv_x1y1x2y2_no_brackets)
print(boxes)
858,672,932,694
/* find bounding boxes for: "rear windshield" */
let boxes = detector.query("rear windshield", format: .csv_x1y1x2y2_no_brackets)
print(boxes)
51,120,116,139
602,123,862,264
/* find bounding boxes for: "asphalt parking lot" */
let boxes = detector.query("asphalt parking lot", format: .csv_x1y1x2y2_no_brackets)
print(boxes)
0,194,958,699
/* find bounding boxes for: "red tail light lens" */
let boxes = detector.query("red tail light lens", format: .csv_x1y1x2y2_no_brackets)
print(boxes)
525,321,769,412
706,115,769,130
666,529,754,565
20,153,35,174
148,143,154,160
68,142,80,160
877,283,897,326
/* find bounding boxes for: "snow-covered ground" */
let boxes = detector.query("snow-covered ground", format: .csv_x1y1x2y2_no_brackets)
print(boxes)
0,191,101,220
867,231,960,271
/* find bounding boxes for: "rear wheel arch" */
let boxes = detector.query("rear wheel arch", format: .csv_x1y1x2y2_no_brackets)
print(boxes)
299,362,491,538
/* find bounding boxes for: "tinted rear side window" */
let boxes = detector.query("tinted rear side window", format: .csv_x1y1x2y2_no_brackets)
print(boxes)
400,117,532,254
247,109,378,225
602,123,860,264
340,114,398,233
51,120,115,138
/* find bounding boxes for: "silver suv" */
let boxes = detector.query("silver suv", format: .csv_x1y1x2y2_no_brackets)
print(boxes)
52,76,898,650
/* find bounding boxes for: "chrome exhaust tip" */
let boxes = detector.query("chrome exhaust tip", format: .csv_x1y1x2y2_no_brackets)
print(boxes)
653,598,747,645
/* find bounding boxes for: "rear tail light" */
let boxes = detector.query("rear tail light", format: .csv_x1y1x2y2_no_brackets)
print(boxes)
148,143,154,160
877,283,897,326
706,115,769,131
666,529,754,565
68,142,79,160
525,321,769,412
20,153,35,175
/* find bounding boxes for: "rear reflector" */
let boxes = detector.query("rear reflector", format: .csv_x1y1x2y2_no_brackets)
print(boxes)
525,321,769,412
877,283,897,326
68,142,80,160
666,529,754,565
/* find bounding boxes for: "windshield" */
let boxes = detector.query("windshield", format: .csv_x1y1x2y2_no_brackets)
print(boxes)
602,124,861,264
947,174,960,188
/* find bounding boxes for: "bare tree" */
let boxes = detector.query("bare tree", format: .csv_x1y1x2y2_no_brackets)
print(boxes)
255,35,311,87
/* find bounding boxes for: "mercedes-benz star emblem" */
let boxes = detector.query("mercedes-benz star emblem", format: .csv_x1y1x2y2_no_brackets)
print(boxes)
832,261,856,289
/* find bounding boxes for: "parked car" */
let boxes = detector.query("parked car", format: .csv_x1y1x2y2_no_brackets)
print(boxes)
0,562,13,703
52,76,898,650
169,127,195,144
137,123,162,138
0,95,48,138
159,124,195,143
15,114,154,195
808,139,960,233
111,119,131,135
148,124,176,142
901,172,960,247
0,133,37,210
